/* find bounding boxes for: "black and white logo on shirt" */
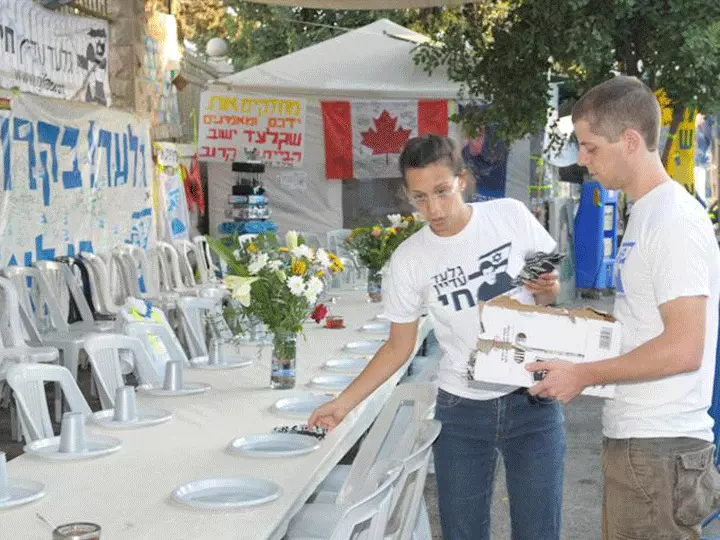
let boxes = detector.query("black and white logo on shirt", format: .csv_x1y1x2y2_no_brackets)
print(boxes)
431,242,514,312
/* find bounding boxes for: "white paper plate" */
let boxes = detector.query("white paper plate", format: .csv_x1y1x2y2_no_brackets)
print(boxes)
228,433,320,458
171,476,282,510
23,435,122,461
192,356,253,370
90,407,172,429
359,321,390,333
0,478,45,509
271,394,334,419
137,382,211,397
343,340,384,354
322,358,369,374
308,375,354,391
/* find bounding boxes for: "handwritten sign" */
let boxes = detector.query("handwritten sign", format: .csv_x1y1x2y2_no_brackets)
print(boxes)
198,90,305,167
0,93,155,268
0,0,111,105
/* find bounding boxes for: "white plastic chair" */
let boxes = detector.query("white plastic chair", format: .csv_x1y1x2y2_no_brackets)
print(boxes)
5,363,91,443
2,266,88,382
34,260,114,333
125,246,179,311
123,317,191,378
293,420,441,540
84,333,157,408
193,235,220,283
297,231,324,249
173,239,208,286
79,253,123,317
176,296,231,358
314,383,437,504
287,461,403,540
156,241,201,296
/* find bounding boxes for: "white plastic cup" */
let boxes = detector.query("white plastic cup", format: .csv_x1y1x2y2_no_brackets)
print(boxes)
58,412,87,454
163,361,184,391
113,386,138,422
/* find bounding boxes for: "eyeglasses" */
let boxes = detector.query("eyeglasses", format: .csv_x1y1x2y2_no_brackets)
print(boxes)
406,177,460,207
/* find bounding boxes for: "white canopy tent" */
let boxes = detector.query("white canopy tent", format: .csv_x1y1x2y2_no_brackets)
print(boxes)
207,19,533,238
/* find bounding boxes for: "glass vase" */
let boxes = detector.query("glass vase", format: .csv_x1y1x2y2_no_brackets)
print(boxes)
367,268,383,303
271,332,297,389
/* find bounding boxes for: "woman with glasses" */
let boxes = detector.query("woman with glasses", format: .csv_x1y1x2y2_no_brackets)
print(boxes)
309,134,564,540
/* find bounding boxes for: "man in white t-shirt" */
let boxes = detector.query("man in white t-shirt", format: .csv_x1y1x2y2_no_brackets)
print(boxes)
527,76,720,539
309,135,565,540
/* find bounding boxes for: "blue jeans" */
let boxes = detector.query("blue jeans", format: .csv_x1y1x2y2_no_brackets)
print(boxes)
434,388,566,540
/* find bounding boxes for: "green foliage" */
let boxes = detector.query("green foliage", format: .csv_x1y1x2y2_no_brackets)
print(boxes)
345,215,425,271
414,0,720,146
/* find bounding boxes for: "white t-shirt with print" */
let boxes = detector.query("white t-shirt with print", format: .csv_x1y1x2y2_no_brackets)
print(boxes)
383,199,557,400
604,180,720,441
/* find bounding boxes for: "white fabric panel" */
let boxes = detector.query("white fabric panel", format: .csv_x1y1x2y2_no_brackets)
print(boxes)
209,99,343,239
219,20,462,100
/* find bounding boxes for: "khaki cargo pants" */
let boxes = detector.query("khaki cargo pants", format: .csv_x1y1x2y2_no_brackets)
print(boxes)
602,437,715,540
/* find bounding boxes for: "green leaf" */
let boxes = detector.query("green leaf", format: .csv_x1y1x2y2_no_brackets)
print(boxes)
206,236,245,276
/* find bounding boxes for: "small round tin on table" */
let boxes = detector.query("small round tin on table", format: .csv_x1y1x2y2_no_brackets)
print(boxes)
52,522,101,540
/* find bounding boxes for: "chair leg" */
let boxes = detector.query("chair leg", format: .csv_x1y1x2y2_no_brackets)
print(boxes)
56,344,82,422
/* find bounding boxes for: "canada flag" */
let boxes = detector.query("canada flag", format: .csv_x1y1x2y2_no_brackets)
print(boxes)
321,100,449,180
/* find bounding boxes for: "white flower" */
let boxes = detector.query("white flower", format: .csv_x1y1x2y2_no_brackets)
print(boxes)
231,282,252,307
387,214,403,228
233,249,241,260
307,276,324,295
304,289,318,304
224,276,257,307
291,244,313,260
315,248,332,269
287,275,306,296
285,230,299,249
248,253,269,275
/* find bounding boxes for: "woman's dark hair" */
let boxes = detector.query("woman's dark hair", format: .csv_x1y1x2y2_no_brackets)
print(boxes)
398,134,464,181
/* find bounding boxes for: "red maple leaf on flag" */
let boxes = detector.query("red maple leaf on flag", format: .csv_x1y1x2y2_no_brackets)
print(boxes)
361,110,412,163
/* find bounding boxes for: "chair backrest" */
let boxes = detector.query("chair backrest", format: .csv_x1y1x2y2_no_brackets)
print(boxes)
0,276,29,348
336,383,437,505
326,229,352,256
111,247,142,299
6,363,91,442
176,296,229,358
193,235,216,281
124,320,189,378
35,260,96,328
148,247,173,294
127,246,160,297
328,461,403,540
2,265,70,335
84,333,149,409
157,241,188,292
79,253,120,315
173,239,204,287
385,419,442,540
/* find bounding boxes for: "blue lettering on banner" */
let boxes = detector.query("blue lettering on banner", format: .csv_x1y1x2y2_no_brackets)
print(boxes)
3,118,150,203
127,207,152,249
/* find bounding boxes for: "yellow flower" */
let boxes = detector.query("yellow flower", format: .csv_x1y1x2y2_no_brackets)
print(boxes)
316,269,325,278
291,259,307,276
246,243,258,254
278,247,290,253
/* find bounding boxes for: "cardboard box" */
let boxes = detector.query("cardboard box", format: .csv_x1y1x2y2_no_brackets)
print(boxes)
471,297,621,398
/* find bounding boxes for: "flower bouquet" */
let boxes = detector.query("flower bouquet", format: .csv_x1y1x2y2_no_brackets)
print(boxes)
344,213,425,302
207,231,344,388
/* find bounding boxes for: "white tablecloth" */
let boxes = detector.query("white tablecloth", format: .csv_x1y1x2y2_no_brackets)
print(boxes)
1,290,431,540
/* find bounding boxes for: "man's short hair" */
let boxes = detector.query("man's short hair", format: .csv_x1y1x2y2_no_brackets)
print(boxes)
399,134,464,180
572,76,661,151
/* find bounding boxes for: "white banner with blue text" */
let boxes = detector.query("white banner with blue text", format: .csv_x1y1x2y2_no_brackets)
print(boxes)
0,93,155,267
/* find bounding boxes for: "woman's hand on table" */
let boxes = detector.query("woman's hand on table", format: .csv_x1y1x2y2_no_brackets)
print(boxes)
308,399,351,431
